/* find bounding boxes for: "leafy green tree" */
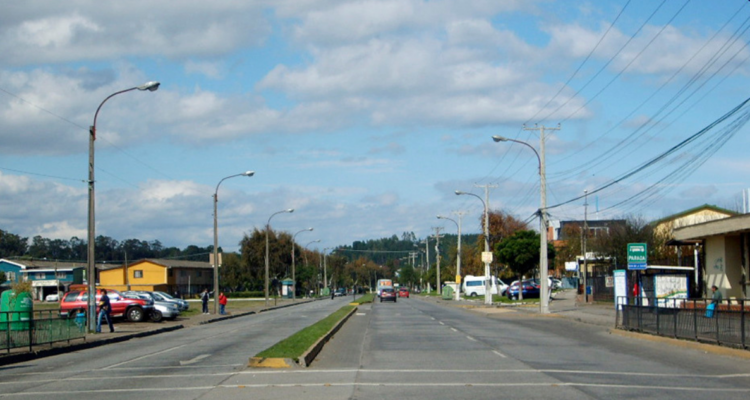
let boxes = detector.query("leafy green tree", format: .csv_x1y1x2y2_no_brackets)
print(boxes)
495,230,555,280
0,229,28,257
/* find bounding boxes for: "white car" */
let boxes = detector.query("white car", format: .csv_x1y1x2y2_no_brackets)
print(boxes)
45,293,59,302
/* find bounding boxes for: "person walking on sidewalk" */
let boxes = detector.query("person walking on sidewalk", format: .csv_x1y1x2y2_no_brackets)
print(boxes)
219,292,227,315
96,289,115,333
201,289,212,314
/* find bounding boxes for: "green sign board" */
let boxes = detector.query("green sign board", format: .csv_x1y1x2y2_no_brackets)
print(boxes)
627,243,647,270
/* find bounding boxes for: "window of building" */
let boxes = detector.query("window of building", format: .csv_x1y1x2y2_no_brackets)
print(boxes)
56,272,66,279
134,270,143,279
35,273,46,280
180,271,187,277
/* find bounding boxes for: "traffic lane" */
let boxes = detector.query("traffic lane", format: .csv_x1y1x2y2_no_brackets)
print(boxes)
0,298,350,399
408,298,750,397
220,298,573,400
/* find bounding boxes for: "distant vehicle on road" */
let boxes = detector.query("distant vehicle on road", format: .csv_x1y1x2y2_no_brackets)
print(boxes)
398,288,410,298
376,279,393,298
334,288,346,297
380,287,397,303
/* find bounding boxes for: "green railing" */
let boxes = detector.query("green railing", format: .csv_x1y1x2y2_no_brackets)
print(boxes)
1,310,86,353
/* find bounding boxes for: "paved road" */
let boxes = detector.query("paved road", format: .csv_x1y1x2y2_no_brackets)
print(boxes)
276,296,750,400
0,296,352,399
2,294,750,399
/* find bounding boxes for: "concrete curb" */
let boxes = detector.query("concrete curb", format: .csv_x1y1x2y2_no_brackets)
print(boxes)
300,306,357,367
0,325,183,367
247,305,358,369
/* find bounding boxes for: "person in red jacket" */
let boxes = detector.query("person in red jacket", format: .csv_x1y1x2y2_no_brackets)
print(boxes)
219,292,228,315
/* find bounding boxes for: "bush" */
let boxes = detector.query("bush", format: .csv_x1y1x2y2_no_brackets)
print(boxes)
225,291,264,298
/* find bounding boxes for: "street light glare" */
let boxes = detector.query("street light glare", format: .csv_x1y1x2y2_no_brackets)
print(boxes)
137,81,160,91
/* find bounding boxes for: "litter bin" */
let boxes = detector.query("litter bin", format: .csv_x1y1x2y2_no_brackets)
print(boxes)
442,286,454,300
0,290,33,331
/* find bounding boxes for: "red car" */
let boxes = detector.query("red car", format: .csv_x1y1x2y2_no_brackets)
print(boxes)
60,289,153,322
398,288,410,298
380,287,397,303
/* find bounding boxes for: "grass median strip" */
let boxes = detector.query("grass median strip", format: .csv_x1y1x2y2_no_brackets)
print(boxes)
255,304,356,360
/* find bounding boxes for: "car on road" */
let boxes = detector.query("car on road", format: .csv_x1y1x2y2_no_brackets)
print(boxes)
398,288,410,298
506,280,541,299
60,289,154,322
334,288,346,297
380,287,397,302
122,291,181,322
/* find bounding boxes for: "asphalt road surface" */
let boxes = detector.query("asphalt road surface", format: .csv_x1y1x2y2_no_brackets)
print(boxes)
1,295,749,399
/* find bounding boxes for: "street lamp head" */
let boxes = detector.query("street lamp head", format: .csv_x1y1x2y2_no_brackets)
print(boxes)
137,81,160,92
307,227,314,231
287,208,294,213
437,215,444,219
455,190,464,195
492,135,508,142
243,171,255,177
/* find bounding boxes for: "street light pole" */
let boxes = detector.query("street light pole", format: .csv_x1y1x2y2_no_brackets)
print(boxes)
88,81,159,332
291,228,313,301
455,190,492,305
265,209,294,306
213,171,254,314
438,212,466,301
493,133,552,314
304,240,320,295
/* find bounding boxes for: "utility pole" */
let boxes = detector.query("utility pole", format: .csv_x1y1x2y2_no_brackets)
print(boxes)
433,227,443,295
523,124,560,314
583,189,589,303
474,183,498,305
424,238,430,293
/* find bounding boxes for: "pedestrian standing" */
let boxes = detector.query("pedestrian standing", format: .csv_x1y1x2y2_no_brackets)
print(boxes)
201,288,211,314
96,289,114,333
219,292,227,315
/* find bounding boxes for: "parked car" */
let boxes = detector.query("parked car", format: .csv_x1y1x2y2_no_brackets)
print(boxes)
380,287,397,302
506,280,541,299
59,289,153,322
122,291,180,322
334,288,346,297
152,291,189,311
45,293,59,302
398,288,410,298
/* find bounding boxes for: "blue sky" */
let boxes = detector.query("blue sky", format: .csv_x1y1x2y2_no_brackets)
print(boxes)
2,0,750,255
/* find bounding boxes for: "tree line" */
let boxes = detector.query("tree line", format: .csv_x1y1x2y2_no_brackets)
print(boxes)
1,211,675,294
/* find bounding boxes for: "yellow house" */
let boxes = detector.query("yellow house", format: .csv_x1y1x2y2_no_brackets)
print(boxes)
98,258,212,298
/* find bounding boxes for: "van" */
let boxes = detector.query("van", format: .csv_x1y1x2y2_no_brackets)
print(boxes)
461,275,507,297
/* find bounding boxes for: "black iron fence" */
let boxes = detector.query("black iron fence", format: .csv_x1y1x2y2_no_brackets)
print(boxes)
0,310,86,353
616,297,748,349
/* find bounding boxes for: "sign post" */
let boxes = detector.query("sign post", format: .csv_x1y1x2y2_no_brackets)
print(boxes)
627,243,647,270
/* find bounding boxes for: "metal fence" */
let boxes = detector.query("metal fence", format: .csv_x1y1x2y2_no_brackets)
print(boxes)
0,310,86,353
616,297,748,349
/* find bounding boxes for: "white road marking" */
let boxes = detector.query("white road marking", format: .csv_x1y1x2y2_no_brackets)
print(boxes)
493,350,507,358
180,354,210,365
103,344,188,369
466,336,477,341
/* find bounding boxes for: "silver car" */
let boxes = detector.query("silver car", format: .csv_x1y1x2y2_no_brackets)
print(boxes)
152,291,190,311
123,291,181,322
